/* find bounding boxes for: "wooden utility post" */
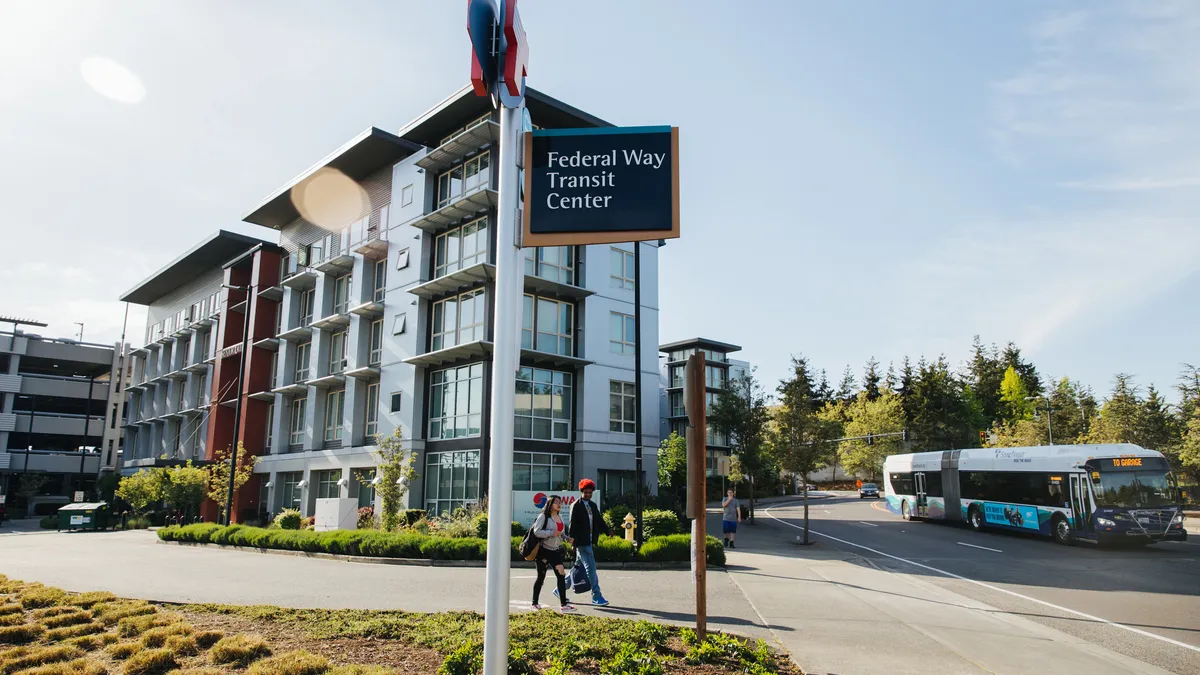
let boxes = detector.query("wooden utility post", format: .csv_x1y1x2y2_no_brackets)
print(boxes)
684,352,707,639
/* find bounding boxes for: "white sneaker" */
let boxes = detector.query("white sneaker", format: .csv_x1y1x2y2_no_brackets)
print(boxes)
530,603,542,610
559,603,577,613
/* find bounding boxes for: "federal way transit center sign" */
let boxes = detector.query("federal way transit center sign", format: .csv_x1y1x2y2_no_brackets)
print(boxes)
522,125,680,247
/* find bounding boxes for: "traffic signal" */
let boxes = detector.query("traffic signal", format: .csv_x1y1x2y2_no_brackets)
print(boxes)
902,429,907,442
979,430,987,444
866,434,874,445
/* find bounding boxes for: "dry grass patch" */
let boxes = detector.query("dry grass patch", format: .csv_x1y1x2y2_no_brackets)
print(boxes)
192,632,222,650
209,635,270,667
327,666,393,675
246,650,329,675
64,633,118,652
122,648,177,675
162,635,199,658
0,623,46,645
0,606,23,618
105,642,142,662
41,611,95,630
116,614,183,639
0,644,84,674
46,622,106,642
65,593,118,610
18,657,108,675
30,608,80,621
139,625,191,649
19,587,67,609
94,604,155,627
0,617,23,628
169,669,225,675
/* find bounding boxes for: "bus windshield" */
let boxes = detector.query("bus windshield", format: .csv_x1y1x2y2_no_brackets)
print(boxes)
1091,470,1178,508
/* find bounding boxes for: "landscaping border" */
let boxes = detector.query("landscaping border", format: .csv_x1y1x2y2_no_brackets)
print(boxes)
158,539,707,570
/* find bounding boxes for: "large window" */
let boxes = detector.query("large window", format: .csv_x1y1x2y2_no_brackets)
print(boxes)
525,246,575,285
514,367,572,442
324,389,345,443
333,273,352,315
280,471,303,510
264,402,274,451
315,469,341,499
513,452,572,491
609,312,635,354
429,364,484,439
436,151,491,209
431,290,486,351
354,469,376,509
959,471,1062,507
599,469,642,506
434,218,488,278
669,391,684,417
372,259,386,303
289,398,306,446
424,450,481,517
369,319,383,365
610,247,634,290
365,382,379,437
329,331,347,374
706,365,727,389
299,288,315,326
609,381,636,433
521,295,574,356
295,342,311,382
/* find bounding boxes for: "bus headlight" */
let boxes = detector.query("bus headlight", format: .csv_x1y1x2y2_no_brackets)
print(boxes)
1096,517,1116,528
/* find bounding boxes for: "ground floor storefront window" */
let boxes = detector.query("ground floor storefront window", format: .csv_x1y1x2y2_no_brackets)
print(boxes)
424,450,480,517
599,469,643,507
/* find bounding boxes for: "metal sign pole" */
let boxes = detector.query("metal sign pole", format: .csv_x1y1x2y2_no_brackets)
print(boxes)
482,95,524,675
633,242,643,547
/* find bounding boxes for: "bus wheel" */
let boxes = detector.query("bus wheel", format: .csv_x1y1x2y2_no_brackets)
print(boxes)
901,501,911,521
1052,515,1073,546
968,506,984,532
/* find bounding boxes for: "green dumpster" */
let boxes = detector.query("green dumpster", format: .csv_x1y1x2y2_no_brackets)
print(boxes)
57,502,111,532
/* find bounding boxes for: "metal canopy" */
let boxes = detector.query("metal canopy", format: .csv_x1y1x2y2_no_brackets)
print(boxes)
415,120,500,173
523,274,593,302
403,340,493,368
407,263,495,299
405,189,497,235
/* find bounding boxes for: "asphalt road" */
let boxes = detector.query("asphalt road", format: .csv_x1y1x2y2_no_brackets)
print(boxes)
762,493,1200,674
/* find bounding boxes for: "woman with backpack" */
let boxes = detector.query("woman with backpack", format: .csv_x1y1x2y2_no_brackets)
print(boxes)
530,495,576,612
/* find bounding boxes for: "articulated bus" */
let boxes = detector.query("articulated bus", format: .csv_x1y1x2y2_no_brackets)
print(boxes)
882,443,1187,545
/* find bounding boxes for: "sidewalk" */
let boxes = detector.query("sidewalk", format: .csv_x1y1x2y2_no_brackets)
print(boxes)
718,500,1171,675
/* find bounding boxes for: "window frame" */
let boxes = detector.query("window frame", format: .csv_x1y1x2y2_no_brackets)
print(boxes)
514,367,572,442
315,469,341,500
434,217,489,279
372,258,387,303
324,388,346,443
264,401,275,450
609,312,635,355
365,382,380,438
524,246,575,285
294,342,311,383
609,247,635,290
424,449,482,517
333,273,352,315
299,288,315,326
428,363,485,440
512,451,573,491
369,319,383,365
609,380,636,433
289,398,307,446
329,330,347,375
431,289,486,351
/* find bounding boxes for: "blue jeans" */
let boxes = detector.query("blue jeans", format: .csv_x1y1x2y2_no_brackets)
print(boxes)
575,544,603,601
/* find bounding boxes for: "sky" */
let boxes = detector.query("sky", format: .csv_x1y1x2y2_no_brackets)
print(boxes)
1,0,1198,404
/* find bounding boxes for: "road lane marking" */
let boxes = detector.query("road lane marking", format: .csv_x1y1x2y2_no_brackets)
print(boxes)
764,503,1200,655
957,542,1002,553
870,501,891,514
858,521,879,527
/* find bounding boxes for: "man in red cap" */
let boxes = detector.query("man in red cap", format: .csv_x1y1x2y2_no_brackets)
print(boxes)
564,478,611,606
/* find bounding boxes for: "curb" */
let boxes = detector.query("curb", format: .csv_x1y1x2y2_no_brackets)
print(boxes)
157,539,713,570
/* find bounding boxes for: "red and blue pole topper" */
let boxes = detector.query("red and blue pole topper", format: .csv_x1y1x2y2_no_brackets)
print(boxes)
467,0,527,105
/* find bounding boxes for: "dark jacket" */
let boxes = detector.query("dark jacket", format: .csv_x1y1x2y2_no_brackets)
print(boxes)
568,498,609,546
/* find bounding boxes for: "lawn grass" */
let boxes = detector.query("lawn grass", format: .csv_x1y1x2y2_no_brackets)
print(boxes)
0,575,798,674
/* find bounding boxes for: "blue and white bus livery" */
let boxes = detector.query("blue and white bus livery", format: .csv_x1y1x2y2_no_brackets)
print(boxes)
882,443,1186,546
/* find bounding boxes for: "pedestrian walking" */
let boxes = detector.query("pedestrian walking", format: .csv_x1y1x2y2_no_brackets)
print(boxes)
563,478,611,606
530,495,576,613
722,487,741,549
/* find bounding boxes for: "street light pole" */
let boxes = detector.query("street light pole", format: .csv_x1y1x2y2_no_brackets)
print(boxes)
223,283,253,525
1026,396,1053,445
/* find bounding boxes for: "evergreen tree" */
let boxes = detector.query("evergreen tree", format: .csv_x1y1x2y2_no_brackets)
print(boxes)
884,361,898,393
909,356,972,451
1177,364,1200,421
1001,342,1043,397
968,336,1005,425
1086,375,1142,445
898,356,916,425
1178,409,1200,482
1136,384,1178,453
998,366,1033,422
814,369,834,408
836,366,857,403
862,357,882,401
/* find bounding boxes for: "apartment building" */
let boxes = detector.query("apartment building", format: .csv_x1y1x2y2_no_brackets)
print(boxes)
232,86,662,520
119,230,277,506
0,330,125,513
658,338,749,476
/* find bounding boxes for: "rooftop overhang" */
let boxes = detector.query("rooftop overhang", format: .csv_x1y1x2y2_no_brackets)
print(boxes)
242,127,423,230
120,230,275,305
399,86,612,147
658,337,743,355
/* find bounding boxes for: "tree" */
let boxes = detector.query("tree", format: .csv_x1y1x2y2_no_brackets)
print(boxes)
1085,375,1142,445
709,370,772,522
163,463,208,521
115,470,163,514
657,431,688,494
835,391,905,480
1001,342,1043,398
835,366,857,404
883,361,898,393
1177,364,1200,422
998,366,1033,422
862,357,882,402
371,428,418,530
897,357,916,425
1178,409,1200,482
908,356,973,451
1136,385,1178,453
968,337,1005,425
775,356,839,544
814,369,833,409
206,444,258,524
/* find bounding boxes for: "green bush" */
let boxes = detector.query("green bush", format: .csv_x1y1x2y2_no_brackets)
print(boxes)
602,506,629,534
593,536,636,563
437,642,481,675
640,509,683,537
40,516,58,529
401,509,426,527
471,514,525,539
598,643,664,675
273,509,302,531
634,534,725,566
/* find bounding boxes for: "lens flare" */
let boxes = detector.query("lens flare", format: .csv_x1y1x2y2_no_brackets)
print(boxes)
80,56,146,104
290,168,371,232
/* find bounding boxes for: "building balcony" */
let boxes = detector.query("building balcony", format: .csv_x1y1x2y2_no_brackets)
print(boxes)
311,312,351,331
130,344,150,357
520,349,592,370
524,274,593,302
349,300,384,318
183,359,208,373
253,337,281,352
416,119,500,173
308,373,346,389
403,340,493,368
248,390,276,402
313,232,355,273
345,365,380,381
166,369,188,381
258,285,284,302
229,298,248,314
272,381,308,397
350,217,389,260
277,324,312,342
171,321,192,338
408,262,495,300
406,189,497,236
282,266,318,290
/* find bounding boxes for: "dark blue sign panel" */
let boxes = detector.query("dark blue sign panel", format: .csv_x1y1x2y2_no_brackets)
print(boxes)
523,126,679,246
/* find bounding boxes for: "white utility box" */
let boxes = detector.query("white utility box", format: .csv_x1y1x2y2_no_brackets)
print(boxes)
314,498,359,532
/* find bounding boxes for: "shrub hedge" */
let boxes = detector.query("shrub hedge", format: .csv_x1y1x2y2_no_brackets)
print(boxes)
158,524,724,565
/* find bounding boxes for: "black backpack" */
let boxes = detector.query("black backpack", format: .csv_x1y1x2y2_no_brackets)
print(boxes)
518,515,542,560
